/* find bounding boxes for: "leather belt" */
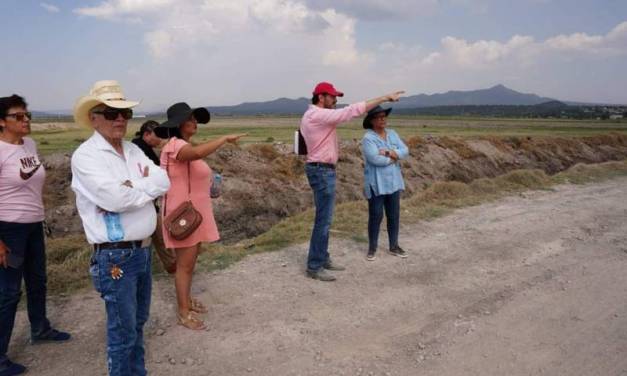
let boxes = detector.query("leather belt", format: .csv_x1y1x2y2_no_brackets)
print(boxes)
93,238,151,252
306,162,336,170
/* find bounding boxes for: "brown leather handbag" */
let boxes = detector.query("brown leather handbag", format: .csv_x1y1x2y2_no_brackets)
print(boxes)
163,161,203,241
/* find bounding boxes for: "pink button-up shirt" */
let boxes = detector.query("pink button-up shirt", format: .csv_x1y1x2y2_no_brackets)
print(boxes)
300,102,367,164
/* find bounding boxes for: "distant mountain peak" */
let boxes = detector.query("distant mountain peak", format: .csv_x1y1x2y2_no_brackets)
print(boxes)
200,85,558,115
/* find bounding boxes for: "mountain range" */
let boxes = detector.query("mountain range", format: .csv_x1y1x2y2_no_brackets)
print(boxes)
204,84,558,115
35,85,617,117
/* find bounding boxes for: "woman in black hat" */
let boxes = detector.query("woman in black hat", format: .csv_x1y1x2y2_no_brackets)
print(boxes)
361,106,409,261
155,102,245,330
131,120,162,166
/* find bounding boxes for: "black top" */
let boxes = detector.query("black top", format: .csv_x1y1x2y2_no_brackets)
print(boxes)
131,137,160,166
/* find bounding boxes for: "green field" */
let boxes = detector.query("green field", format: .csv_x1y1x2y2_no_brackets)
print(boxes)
31,115,627,155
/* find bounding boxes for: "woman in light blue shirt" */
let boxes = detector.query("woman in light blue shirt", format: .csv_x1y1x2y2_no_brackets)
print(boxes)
361,106,409,261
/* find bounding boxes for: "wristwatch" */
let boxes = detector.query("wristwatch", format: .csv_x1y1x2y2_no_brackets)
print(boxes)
384,150,390,157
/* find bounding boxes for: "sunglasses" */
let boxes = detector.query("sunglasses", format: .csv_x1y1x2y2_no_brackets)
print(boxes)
5,112,32,121
93,108,133,121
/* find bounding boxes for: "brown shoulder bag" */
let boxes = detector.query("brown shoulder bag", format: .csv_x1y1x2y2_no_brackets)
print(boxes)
163,160,203,241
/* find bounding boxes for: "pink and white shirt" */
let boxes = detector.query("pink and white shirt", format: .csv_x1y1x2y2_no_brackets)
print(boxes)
0,137,46,223
300,102,367,164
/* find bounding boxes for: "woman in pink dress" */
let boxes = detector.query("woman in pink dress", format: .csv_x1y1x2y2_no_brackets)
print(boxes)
154,102,244,330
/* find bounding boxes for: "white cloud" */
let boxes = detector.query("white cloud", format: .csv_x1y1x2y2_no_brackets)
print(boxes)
304,0,439,20
74,0,174,20
72,0,372,105
71,0,627,105
40,2,60,13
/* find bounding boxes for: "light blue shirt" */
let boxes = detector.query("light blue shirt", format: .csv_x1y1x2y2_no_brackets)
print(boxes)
361,129,409,199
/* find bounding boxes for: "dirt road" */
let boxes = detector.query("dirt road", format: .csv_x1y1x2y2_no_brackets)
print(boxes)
10,177,627,375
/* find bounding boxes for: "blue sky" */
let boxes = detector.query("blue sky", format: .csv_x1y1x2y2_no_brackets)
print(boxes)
1,0,626,111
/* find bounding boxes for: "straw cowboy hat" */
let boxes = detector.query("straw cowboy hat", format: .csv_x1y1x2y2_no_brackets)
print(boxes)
73,80,140,128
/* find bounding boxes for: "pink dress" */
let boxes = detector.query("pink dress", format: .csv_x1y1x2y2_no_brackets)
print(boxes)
160,137,220,248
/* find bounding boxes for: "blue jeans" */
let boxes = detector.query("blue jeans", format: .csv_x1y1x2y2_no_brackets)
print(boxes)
0,221,51,364
90,246,152,376
305,164,337,272
367,190,401,252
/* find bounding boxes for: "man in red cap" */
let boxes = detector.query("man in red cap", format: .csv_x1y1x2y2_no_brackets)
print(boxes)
300,82,404,281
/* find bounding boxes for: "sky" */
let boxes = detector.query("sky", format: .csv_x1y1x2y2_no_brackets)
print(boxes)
1,0,626,111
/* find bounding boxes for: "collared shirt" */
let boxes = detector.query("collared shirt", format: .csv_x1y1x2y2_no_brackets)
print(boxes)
361,129,409,199
71,131,170,244
0,137,46,223
300,102,366,164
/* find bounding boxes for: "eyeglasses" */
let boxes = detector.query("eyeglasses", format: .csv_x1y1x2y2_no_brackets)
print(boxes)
5,112,32,121
372,114,387,120
93,108,133,121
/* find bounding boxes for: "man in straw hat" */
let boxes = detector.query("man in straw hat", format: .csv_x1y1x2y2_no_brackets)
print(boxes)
70,80,170,375
300,82,404,281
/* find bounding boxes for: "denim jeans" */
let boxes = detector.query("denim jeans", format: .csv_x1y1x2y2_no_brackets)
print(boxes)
367,190,401,252
305,164,337,272
0,221,51,364
90,246,152,376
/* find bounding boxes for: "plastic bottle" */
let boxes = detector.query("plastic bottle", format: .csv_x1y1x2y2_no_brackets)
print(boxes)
210,173,222,198
103,211,125,242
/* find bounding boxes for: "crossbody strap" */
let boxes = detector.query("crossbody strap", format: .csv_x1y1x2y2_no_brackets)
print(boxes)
163,143,192,217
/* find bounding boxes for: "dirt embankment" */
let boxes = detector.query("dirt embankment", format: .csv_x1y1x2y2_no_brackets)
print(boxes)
42,134,627,241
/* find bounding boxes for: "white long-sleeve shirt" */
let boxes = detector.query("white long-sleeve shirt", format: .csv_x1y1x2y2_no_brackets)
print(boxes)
71,131,170,244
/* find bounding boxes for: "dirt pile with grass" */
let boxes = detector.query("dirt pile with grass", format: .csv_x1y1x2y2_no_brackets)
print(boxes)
42,134,627,242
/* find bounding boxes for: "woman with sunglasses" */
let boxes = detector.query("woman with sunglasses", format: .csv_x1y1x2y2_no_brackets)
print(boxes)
361,106,409,262
0,95,70,376
154,102,245,330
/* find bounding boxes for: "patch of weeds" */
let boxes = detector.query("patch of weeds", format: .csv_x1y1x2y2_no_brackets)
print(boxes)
351,234,368,243
435,136,484,159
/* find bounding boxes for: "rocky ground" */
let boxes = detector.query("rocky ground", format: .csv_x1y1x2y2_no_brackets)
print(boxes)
8,177,627,375
42,134,627,243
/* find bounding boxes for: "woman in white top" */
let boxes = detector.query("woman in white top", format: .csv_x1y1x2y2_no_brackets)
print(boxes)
0,95,70,376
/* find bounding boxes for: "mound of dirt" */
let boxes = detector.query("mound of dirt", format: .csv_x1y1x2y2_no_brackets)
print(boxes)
41,134,627,242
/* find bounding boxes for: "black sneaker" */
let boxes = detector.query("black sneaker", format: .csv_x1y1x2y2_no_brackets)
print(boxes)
366,249,376,261
0,359,26,376
306,269,336,282
388,246,408,258
323,259,345,271
31,328,71,344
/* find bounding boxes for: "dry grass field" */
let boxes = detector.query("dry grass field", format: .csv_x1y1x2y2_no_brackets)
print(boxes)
30,115,627,155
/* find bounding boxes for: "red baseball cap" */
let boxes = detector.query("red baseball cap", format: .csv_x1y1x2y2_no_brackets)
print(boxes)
312,82,344,97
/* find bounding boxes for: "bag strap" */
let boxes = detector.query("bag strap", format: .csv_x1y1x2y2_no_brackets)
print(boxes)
163,142,192,218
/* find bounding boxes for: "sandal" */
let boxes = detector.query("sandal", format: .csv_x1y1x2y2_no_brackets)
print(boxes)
189,297,208,314
177,311,206,330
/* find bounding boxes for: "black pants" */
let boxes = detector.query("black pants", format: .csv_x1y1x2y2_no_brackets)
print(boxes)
0,221,51,363
367,191,401,252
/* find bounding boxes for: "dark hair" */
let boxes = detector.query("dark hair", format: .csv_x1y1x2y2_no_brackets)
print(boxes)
135,120,159,137
311,94,320,105
363,117,374,130
0,94,28,119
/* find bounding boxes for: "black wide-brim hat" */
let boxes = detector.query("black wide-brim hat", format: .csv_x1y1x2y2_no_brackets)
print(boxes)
363,105,392,129
154,102,210,138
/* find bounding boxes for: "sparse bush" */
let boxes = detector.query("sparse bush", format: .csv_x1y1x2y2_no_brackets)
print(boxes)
435,136,484,159
499,169,551,189
247,143,280,160
406,136,425,148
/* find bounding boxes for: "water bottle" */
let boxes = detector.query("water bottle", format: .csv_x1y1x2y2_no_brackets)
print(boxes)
210,173,222,198
103,211,125,242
